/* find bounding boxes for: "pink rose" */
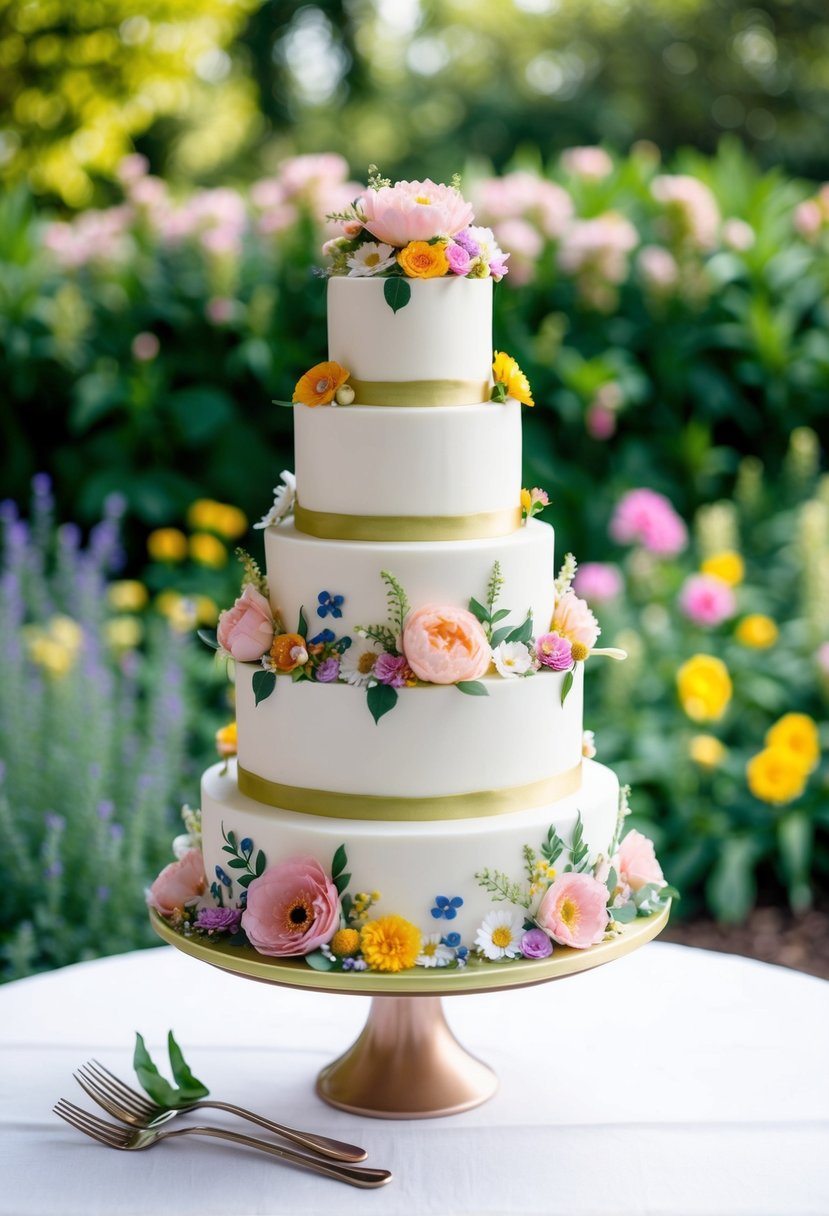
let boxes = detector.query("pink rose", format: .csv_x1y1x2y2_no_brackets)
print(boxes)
402,604,491,684
536,871,609,949
241,856,340,957
445,242,472,274
617,830,665,892
216,584,275,661
147,849,207,916
551,590,601,649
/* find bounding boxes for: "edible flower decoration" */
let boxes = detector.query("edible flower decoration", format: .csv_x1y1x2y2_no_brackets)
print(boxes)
254,470,296,529
521,487,550,522
293,361,351,407
491,351,534,406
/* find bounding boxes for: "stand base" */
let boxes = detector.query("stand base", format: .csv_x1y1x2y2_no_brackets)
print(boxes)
316,996,498,1119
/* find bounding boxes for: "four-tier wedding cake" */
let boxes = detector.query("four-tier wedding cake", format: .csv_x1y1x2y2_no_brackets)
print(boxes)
148,174,669,976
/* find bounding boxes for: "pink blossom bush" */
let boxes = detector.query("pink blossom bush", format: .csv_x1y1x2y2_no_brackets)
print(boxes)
610,488,688,557
678,574,737,627
652,174,720,250
242,856,340,957
573,563,623,603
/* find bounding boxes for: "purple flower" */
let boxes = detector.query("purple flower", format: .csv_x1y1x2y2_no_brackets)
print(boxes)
195,906,243,933
45,812,65,833
97,799,114,821
445,242,471,275
489,253,510,279
453,228,480,257
373,652,410,688
536,632,573,671
520,928,553,959
315,656,340,683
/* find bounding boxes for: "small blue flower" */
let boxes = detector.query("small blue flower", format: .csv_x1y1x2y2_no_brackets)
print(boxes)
456,947,469,967
310,629,336,645
240,837,253,856
317,590,345,619
215,865,232,888
442,932,462,948
431,895,464,920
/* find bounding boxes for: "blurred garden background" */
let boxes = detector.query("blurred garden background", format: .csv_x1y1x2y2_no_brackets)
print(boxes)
0,0,827,980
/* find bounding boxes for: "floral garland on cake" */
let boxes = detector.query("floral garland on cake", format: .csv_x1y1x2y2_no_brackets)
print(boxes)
147,783,674,973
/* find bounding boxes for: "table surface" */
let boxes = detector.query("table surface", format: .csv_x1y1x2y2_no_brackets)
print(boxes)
1,941,827,1216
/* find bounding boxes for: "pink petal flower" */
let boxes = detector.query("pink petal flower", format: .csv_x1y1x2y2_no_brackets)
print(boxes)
402,604,491,684
617,829,665,892
360,179,475,247
216,585,275,661
678,574,737,628
551,590,601,649
147,849,206,916
241,856,340,957
610,488,688,557
536,872,609,949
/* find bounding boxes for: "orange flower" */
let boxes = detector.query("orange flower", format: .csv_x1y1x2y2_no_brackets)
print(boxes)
292,361,350,407
269,632,309,672
492,351,534,406
396,240,450,279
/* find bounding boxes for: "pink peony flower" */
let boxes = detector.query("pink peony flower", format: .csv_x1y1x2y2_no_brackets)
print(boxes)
536,872,609,949
557,213,638,284
402,604,491,684
241,856,341,957
147,849,206,916
678,574,737,627
573,562,623,603
616,829,665,893
551,590,601,649
610,488,688,557
360,179,475,247
216,584,275,661
536,632,573,671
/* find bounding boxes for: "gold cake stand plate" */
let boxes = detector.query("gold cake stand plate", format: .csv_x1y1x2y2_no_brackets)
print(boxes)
151,904,669,1119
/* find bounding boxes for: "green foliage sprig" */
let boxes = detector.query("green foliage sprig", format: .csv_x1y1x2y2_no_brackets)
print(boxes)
133,1031,209,1108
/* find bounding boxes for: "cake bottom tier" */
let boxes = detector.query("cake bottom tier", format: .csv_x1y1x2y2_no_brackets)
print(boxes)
199,758,620,954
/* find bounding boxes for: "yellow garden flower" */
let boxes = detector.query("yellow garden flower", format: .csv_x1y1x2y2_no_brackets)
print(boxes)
765,713,820,773
676,654,733,722
689,734,727,769
735,614,778,649
396,240,450,278
189,532,227,568
107,580,148,613
293,361,350,407
25,615,83,678
155,591,198,632
187,499,248,540
147,527,187,563
747,747,809,806
492,351,534,406
195,595,219,626
215,721,237,758
104,615,144,651
329,928,361,957
360,915,421,972
701,551,745,586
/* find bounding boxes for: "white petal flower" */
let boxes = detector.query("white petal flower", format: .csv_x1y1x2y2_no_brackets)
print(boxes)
416,933,455,968
492,640,534,678
339,638,384,687
582,729,597,759
346,241,397,277
254,470,296,530
474,909,525,960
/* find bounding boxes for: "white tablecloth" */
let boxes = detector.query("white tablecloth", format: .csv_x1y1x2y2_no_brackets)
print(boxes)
1,941,827,1216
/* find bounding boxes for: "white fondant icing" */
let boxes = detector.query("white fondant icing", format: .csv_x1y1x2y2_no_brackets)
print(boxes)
327,277,493,394
200,758,619,945
293,401,522,519
234,661,584,798
263,517,556,644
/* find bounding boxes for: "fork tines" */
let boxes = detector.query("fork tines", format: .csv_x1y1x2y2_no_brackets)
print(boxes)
54,1099,129,1147
74,1061,155,1117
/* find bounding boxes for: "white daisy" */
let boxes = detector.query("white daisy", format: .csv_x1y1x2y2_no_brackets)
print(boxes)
346,241,397,277
474,909,525,960
416,933,456,968
492,640,534,679
254,470,296,530
339,638,384,687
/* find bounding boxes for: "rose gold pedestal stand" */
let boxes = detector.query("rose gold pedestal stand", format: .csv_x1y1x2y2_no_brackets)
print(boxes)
151,903,669,1120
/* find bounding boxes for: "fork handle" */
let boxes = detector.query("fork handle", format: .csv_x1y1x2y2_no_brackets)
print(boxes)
168,1125,391,1189
190,1099,367,1162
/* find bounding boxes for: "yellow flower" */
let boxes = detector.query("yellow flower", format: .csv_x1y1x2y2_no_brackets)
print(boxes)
329,928,361,957
747,747,809,806
187,500,248,540
689,734,727,769
147,527,188,563
492,351,534,406
293,361,350,407
104,615,144,651
24,615,83,678
189,532,227,568
676,654,733,722
107,580,148,612
765,713,820,774
195,595,219,626
735,614,778,649
269,632,308,673
396,240,449,278
155,591,198,632
215,721,237,758
520,488,533,515
701,551,744,587
360,915,421,972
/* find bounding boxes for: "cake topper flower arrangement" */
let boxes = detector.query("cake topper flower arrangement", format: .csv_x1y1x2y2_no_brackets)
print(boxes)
324,166,510,292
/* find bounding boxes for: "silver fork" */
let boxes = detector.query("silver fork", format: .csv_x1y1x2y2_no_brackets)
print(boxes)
53,1100,391,1189
74,1059,366,1163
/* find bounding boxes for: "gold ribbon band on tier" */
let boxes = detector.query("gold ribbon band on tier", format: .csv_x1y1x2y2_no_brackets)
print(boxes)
347,377,490,407
237,763,583,822
293,501,522,542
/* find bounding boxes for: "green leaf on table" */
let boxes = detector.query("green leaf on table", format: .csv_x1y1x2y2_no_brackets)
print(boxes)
133,1031,209,1108
252,669,276,706
384,278,411,314
456,681,489,696
367,682,398,724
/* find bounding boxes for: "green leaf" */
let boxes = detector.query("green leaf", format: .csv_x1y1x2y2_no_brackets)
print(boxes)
490,608,511,624
706,837,758,924
237,873,256,888
226,858,249,869
332,844,348,878
467,597,491,624
612,902,637,924
167,1031,210,1101
132,1031,209,1109
224,829,237,850
490,624,515,647
252,669,276,706
490,382,508,404
297,606,308,638
197,629,219,651
334,871,352,895
341,893,354,922
456,681,489,696
778,813,813,914
505,614,533,644
560,668,574,705
305,950,335,971
255,850,267,877
367,682,398,724
384,278,411,314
